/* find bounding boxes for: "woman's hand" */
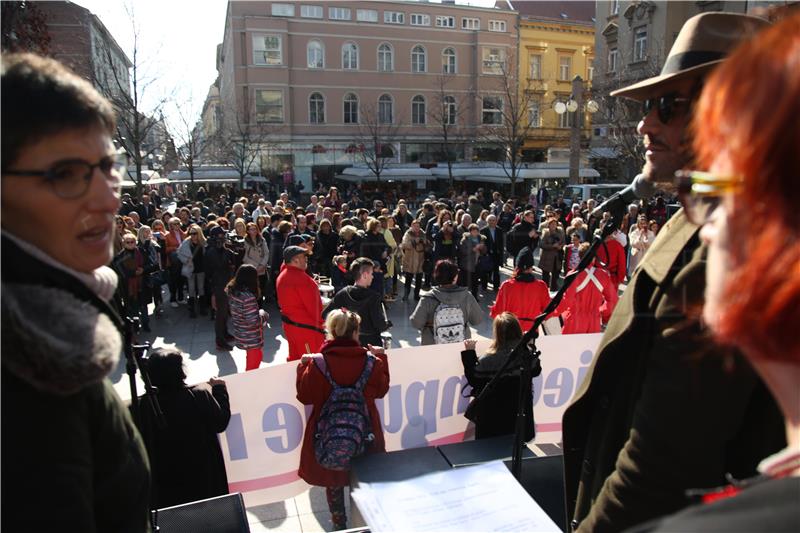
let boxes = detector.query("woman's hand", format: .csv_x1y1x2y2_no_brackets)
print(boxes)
464,339,477,351
300,354,312,364
367,344,386,356
208,376,225,387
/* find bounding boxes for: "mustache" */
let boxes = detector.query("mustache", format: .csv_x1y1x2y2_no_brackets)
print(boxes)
644,136,669,150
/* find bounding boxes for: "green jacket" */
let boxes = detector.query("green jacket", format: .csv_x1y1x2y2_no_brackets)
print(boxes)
562,210,785,533
2,235,151,532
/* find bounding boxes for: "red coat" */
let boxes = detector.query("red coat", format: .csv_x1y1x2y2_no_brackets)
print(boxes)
490,275,551,330
276,264,325,361
557,267,619,334
296,338,390,487
595,238,627,287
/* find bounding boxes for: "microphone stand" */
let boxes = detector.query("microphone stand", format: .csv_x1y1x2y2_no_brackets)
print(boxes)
466,214,622,481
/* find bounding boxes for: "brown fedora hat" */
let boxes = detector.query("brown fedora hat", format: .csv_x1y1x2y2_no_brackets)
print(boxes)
611,12,769,101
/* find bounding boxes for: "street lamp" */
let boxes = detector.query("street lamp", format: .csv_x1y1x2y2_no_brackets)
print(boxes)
553,75,598,184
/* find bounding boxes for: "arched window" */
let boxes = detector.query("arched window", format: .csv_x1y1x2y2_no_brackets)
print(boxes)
411,45,426,73
412,95,426,125
378,94,393,124
379,144,395,158
309,92,325,123
377,43,393,72
442,47,456,74
444,95,456,125
342,42,358,70
343,93,359,124
307,40,324,69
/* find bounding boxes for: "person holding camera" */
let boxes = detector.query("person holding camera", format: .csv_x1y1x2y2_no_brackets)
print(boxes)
205,225,241,351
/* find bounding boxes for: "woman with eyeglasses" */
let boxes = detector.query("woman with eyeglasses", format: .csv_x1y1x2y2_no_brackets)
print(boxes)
1,54,150,530
113,232,157,332
628,214,655,275
636,14,800,532
176,223,207,318
165,216,187,307
137,225,163,324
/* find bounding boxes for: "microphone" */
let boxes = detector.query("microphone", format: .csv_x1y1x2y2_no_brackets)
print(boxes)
590,174,656,218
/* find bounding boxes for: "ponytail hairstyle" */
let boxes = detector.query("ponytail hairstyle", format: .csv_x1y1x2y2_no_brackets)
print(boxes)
325,308,361,341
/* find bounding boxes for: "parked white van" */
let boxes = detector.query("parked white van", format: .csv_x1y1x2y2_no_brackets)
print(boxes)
563,183,628,207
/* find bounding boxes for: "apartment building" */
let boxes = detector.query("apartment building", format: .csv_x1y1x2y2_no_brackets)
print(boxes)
217,0,518,189
512,1,595,163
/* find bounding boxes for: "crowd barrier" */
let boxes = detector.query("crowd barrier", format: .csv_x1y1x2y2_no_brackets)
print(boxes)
217,334,602,506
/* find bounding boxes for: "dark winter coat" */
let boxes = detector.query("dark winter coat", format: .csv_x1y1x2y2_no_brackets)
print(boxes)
323,285,388,346
359,231,389,269
507,220,538,256
1,235,151,532
138,383,231,509
296,338,390,487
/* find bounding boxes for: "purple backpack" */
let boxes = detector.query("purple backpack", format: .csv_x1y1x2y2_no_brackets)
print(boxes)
312,354,376,471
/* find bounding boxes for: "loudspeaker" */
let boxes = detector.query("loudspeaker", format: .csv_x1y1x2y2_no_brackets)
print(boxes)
152,492,250,533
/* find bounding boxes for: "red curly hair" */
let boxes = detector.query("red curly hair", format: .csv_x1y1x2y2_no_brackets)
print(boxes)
692,12,800,361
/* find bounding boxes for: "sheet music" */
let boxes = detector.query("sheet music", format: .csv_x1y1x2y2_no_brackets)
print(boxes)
351,461,561,532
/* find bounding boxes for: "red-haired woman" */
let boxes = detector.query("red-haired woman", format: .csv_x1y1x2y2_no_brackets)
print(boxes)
490,247,551,333
643,13,800,531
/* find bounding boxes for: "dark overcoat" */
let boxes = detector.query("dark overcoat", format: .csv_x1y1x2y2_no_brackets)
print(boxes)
562,210,786,533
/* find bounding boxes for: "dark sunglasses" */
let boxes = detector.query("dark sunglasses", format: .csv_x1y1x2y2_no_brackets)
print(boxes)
642,93,692,124
5,156,124,199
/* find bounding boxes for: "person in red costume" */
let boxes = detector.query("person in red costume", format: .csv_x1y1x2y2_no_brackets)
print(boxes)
595,230,626,288
276,246,324,361
490,247,551,332
556,243,619,334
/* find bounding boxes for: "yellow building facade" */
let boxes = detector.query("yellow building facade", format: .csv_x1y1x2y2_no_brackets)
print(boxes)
518,17,594,161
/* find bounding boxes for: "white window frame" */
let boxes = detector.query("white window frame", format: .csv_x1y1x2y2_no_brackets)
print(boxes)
356,9,378,22
377,43,394,72
528,101,541,128
442,47,457,74
608,47,619,72
462,17,480,30
611,0,620,15
309,92,325,124
343,93,359,124
529,54,542,79
411,45,426,73
488,20,506,32
633,27,648,62
329,7,351,20
588,63,595,81
559,56,572,81
255,89,284,123
271,3,295,17
300,5,322,18
307,40,324,69
378,94,394,124
342,42,359,70
444,95,457,125
253,34,282,66
482,95,503,125
411,95,426,125
410,13,430,26
482,47,506,75
559,110,577,128
384,11,405,24
436,15,455,28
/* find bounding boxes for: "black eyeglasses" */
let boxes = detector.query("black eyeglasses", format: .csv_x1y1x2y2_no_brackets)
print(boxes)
642,93,692,124
4,156,124,199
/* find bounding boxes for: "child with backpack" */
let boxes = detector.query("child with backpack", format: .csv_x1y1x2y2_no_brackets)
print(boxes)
226,264,268,371
296,308,390,530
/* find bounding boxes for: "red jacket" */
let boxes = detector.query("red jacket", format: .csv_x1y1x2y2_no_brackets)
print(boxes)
556,267,619,334
296,338,390,487
277,264,325,360
595,238,627,287
490,275,551,330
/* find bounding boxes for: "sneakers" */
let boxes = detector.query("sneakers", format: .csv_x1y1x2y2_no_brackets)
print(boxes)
170,301,179,308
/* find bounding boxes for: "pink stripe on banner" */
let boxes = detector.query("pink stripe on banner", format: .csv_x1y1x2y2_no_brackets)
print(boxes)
536,422,562,433
228,469,300,493
428,432,467,446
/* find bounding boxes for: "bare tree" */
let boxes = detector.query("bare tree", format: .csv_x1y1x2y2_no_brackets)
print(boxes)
428,73,471,188
92,4,173,198
1,1,51,54
354,101,403,182
170,98,209,196
218,99,278,191
478,50,541,196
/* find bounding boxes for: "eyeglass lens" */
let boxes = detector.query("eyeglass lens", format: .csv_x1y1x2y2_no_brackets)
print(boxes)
643,95,675,124
48,159,123,198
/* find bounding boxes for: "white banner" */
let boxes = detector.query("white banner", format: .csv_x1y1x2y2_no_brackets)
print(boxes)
219,334,601,506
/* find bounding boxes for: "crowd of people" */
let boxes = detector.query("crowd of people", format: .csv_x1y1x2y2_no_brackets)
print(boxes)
4,7,798,532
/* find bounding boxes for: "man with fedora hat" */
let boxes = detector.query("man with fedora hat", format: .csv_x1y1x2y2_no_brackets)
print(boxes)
561,13,785,533
276,245,325,361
